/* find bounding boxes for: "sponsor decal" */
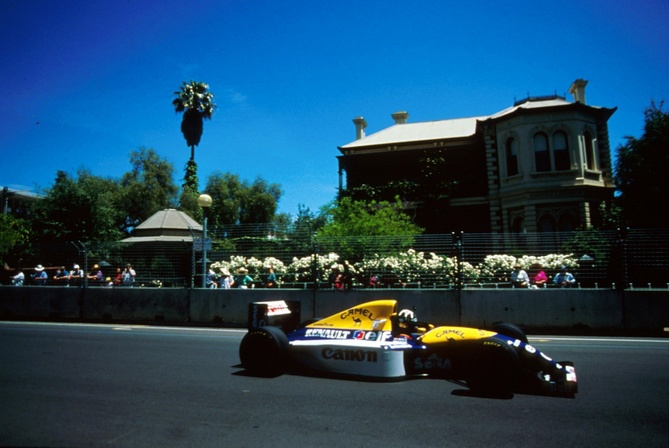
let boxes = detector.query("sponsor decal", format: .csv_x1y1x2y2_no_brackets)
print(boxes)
305,328,352,339
251,303,266,328
352,331,393,342
414,354,452,371
341,307,377,322
435,329,465,339
322,348,378,363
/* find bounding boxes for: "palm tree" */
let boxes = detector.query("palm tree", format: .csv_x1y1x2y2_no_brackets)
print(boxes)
172,81,216,161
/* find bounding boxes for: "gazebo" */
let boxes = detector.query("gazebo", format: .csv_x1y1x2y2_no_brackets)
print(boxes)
119,209,203,287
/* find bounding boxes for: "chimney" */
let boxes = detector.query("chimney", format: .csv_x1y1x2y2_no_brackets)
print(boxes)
569,79,588,104
391,111,409,124
353,116,367,140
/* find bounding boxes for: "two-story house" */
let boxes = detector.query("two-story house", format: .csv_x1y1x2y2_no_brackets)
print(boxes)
337,79,616,234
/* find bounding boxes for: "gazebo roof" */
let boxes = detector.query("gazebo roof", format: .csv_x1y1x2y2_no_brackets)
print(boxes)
119,209,202,243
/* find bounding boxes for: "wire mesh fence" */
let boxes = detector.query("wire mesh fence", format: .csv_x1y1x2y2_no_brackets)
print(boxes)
5,227,669,289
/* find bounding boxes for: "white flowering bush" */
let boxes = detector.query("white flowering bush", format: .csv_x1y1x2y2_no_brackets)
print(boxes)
209,251,580,287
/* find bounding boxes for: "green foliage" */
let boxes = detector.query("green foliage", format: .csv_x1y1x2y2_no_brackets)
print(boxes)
173,80,216,159
203,172,282,225
119,147,178,233
319,197,422,236
317,197,423,261
31,170,124,245
615,101,669,228
561,227,610,263
0,214,30,263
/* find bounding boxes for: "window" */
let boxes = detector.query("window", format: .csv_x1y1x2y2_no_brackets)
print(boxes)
505,137,519,176
584,130,596,170
553,131,570,171
533,132,550,172
538,214,557,232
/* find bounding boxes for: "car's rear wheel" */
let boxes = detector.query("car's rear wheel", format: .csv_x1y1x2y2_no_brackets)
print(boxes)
492,322,528,343
239,326,289,377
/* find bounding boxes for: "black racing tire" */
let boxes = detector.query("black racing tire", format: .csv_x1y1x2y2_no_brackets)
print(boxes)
465,337,520,395
492,322,528,343
239,326,289,377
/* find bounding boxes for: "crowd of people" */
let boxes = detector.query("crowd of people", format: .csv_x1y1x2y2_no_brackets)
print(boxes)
9,260,577,289
10,263,136,287
511,263,576,288
205,266,277,289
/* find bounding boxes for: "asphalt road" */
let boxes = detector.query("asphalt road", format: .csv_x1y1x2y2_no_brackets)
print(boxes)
0,322,667,448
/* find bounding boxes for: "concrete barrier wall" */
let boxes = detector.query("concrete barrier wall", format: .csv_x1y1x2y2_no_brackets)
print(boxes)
1,286,667,334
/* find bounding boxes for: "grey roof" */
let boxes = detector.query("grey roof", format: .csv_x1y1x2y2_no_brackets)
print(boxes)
119,209,202,243
135,208,202,231
119,235,195,244
340,116,485,150
340,97,615,151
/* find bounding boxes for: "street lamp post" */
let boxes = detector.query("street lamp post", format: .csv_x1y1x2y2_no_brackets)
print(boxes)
198,194,212,288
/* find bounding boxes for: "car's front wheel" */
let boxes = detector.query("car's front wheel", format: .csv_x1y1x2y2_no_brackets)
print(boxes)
239,326,289,377
465,337,519,396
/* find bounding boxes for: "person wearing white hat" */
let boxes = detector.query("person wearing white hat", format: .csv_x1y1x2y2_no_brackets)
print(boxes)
31,264,47,286
218,268,234,289
69,264,84,287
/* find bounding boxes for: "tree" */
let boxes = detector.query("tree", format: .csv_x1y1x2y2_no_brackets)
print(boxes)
119,148,178,233
172,81,216,161
172,81,216,196
28,170,124,265
0,213,30,264
203,173,282,225
317,197,423,261
615,101,669,228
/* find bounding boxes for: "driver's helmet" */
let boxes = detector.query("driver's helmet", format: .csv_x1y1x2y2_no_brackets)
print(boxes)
398,308,417,323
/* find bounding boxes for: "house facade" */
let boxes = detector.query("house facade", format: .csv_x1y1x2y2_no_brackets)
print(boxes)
337,79,617,234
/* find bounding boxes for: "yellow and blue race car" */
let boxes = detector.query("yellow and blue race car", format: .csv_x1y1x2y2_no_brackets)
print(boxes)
239,299,577,398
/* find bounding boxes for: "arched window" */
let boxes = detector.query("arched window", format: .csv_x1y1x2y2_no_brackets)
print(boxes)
511,216,525,233
538,214,557,232
534,132,550,172
584,130,596,171
505,137,519,177
553,131,570,171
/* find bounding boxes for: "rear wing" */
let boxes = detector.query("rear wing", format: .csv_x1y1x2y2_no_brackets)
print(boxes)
248,300,301,332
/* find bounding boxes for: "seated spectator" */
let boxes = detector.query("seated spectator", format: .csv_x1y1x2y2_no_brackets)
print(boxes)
265,267,278,288
531,263,548,288
31,264,48,286
12,271,24,286
53,266,70,286
510,263,529,288
219,268,234,289
206,268,218,289
235,267,253,289
553,266,576,288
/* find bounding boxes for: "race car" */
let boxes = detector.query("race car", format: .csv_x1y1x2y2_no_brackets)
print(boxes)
239,299,577,398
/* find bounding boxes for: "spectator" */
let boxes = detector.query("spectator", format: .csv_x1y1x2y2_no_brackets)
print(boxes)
329,265,344,290
531,263,548,289
369,273,380,288
11,271,24,286
554,266,576,288
265,266,278,288
235,267,253,289
510,263,529,288
53,266,70,286
113,267,122,286
69,264,84,287
31,264,48,286
206,268,218,288
87,264,104,286
219,268,234,289
122,264,136,287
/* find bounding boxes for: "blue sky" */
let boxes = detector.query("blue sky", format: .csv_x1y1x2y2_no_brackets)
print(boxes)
1,0,668,216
